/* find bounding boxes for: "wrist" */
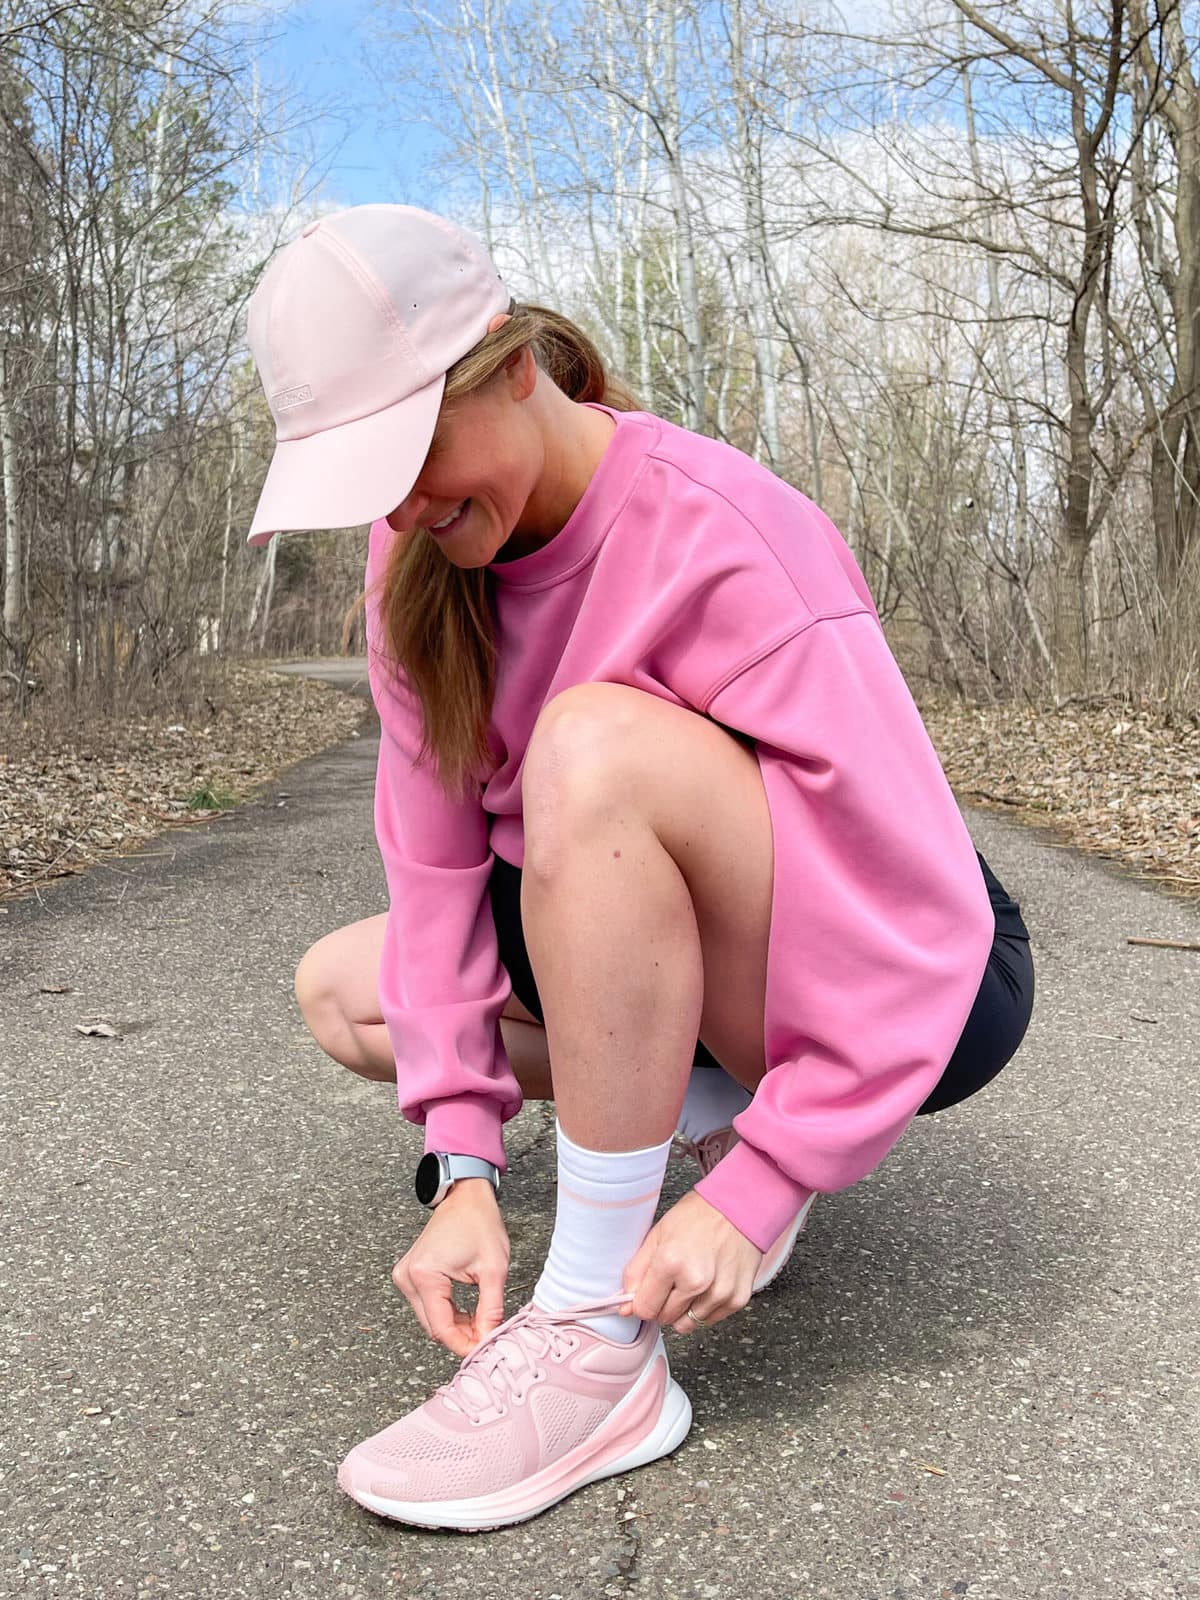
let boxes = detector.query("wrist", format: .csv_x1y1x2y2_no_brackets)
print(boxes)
440,1177,500,1205
415,1150,501,1208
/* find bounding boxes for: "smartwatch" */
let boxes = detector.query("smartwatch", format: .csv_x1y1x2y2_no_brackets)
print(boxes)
415,1151,501,1208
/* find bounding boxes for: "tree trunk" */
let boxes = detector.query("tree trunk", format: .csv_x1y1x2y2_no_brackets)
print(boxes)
727,0,780,468
661,0,705,429
0,346,25,673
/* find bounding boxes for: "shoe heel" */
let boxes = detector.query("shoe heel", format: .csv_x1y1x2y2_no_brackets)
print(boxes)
586,1376,693,1485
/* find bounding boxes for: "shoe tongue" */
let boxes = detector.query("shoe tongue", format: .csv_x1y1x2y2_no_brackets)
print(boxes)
444,1331,536,1418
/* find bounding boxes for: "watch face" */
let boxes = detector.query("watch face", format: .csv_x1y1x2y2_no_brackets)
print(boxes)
414,1152,443,1206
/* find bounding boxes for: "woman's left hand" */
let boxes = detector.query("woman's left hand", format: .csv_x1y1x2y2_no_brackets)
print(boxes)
620,1190,762,1333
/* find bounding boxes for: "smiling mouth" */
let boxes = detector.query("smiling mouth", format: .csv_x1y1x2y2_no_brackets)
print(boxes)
426,499,471,537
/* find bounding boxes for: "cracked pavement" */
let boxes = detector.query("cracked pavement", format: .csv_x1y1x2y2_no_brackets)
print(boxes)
3,660,1199,1599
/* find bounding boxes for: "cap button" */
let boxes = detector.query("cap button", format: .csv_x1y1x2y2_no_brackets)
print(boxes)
302,220,320,237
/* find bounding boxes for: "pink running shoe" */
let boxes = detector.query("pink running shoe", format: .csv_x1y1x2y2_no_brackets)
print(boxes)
337,1294,692,1532
672,1126,816,1292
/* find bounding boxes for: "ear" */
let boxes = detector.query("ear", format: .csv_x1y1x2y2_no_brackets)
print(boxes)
505,342,538,402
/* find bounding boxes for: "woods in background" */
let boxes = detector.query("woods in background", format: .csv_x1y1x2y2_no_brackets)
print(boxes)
1,0,1197,720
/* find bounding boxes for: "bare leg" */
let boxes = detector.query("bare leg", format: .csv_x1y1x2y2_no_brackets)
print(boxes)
296,676,774,1142
293,913,555,1098
518,683,774,1153
520,810,701,1152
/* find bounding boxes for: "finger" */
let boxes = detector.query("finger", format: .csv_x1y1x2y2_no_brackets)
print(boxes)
657,1277,711,1330
629,1268,674,1327
620,1235,656,1314
424,1282,473,1358
673,1277,745,1334
670,1296,721,1335
394,1267,435,1341
408,1296,434,1342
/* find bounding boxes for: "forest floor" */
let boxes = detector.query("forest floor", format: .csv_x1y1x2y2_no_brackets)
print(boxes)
0,661,368,904
1,658,1197,908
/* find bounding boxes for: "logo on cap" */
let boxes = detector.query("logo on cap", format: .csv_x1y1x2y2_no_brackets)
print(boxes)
273,383,314,411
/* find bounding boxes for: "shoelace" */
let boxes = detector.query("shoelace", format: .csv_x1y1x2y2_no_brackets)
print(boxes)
435,1293,637,1423
669,1128,736,1178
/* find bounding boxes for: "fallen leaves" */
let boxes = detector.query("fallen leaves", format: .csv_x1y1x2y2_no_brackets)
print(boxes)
0,663,368,901
921,698,1200,900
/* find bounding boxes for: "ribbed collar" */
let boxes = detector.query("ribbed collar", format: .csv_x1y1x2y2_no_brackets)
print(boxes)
486,403,647,590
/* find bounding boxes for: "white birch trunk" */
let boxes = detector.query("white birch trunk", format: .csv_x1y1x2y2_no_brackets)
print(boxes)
727,0,780,467
0,348,22,660
248,533,277,646
661,0,705,428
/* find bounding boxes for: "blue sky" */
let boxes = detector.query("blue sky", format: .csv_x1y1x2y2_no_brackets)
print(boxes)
258,0,442,207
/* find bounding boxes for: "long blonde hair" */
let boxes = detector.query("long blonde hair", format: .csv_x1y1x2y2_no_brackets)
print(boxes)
350,301,640,802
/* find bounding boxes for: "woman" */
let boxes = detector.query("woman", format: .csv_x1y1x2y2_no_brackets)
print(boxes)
245,203,1034,1533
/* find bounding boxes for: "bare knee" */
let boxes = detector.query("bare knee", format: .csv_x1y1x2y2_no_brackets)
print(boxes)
294,944,333,1031
522,700,633,878
293,946,379,1079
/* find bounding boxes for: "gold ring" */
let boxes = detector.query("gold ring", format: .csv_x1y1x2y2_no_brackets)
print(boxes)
685,1305,708,1327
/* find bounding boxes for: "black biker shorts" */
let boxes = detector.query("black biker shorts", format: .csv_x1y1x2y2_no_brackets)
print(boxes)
487,847,1034,1118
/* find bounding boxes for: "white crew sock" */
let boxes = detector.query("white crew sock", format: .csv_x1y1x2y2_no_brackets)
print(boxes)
676,1063,753,1143
532,1120,673,1343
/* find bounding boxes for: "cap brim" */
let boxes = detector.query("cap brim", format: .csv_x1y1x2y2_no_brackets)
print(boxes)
245,373,446,547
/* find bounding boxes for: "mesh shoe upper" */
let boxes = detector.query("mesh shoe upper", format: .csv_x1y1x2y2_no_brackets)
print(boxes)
342,1296,659,1505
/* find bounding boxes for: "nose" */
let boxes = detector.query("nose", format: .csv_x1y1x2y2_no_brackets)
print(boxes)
388,488,430,532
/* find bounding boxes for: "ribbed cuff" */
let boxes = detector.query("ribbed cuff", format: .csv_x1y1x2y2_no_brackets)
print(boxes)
694,1135,816,1253
421,1095,508,1173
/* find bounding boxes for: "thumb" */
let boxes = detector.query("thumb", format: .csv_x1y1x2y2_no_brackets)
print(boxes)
470,1272,507,1346
621,1239,651,1313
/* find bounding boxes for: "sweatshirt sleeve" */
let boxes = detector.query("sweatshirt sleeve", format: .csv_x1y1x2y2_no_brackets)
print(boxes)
691,612,995,1252
364,526,523,1169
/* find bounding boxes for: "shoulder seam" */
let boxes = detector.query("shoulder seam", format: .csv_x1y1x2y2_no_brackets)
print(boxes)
699,608,875,710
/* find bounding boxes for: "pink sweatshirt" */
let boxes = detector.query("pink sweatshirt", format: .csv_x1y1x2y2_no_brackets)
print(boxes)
364,404,995,1253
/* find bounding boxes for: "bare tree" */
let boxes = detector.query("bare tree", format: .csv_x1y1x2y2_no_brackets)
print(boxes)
1125,0,1199,599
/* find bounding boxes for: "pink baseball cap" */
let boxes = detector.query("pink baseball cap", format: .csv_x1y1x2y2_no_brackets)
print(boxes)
244,204,510,547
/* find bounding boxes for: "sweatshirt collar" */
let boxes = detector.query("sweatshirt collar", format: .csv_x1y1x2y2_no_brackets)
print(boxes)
486,403,643,590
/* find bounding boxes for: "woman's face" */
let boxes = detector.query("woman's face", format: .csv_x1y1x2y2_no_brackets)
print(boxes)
386,347,548,566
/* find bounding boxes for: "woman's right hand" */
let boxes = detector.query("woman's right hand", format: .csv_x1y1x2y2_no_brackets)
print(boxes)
391,1179,510,1358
